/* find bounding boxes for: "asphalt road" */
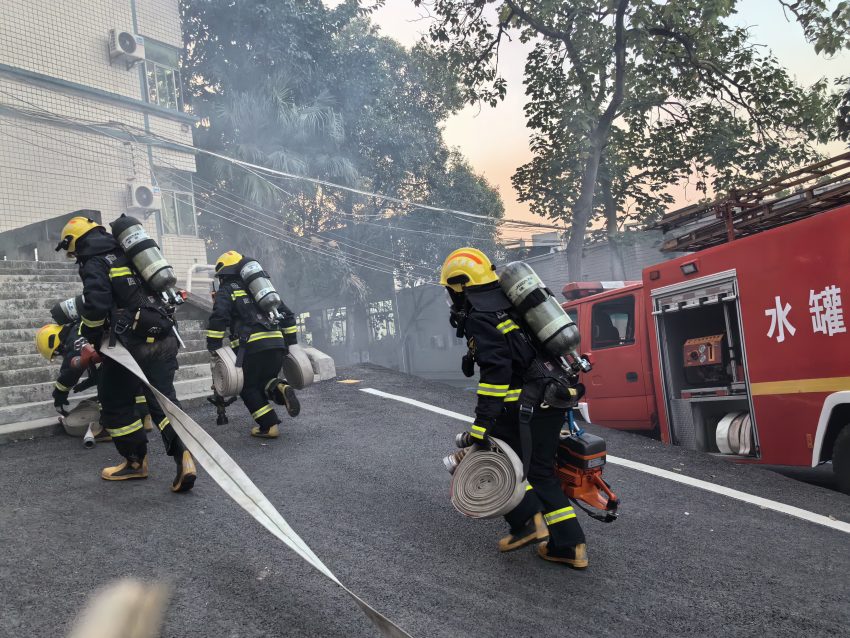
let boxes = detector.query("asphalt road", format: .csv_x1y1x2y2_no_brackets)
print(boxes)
1,364,849,638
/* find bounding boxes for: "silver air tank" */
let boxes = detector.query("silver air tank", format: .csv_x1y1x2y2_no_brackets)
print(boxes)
239,259,282,318
109,215,177,294
499,261,591,373
50,294,84,325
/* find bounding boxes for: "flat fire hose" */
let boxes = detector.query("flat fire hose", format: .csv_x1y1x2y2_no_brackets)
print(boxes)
450,438,527,519
102,342,412,638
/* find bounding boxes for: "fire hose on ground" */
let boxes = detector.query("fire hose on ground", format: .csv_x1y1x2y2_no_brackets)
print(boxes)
101,342,412,638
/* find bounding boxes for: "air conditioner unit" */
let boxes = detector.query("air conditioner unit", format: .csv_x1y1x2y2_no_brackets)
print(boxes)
127,180,161,214
109,29,145,67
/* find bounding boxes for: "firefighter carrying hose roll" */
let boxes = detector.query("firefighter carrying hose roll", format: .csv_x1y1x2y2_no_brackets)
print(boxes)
35,320,153,442
206,250,300,439
441,247,589,568
35,321,154,441
55,214,196,492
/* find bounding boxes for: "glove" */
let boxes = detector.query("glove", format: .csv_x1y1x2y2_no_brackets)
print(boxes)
468,416,497,445
70,343,102,370
461,353,475,378
52,388,70,416
73,375,98,393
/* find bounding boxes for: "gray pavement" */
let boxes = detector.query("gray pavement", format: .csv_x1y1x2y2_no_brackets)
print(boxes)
1,364,849,638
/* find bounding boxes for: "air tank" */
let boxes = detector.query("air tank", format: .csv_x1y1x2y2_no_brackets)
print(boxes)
109,214,177,294
499,261,590,372
239,259,281,317
50,294,84,325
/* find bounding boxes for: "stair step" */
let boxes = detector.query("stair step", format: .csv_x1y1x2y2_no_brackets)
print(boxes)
0,363,212,407
0,260,77,271
0,321,206,344
0,312,206,332
0,274,80,283
0,298,58,314
0,338,207,357
0,349,211,385
0,284,84,300
0,375,214,428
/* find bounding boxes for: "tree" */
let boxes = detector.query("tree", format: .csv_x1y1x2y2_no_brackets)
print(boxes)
416,0,846,277
181,1,505,364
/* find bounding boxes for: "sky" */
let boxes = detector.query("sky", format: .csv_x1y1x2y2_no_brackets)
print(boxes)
330,1,850,238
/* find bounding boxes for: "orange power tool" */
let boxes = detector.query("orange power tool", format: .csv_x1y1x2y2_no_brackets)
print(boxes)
556,414,619,522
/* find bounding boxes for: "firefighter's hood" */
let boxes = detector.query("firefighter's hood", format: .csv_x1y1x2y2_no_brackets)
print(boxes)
466,281,513,312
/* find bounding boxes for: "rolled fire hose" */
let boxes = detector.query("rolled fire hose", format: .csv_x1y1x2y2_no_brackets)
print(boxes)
716,412,752,455
450,437,527,519
60,398,101,438
281,344,314,390
101,342,412,638
211,346,244,397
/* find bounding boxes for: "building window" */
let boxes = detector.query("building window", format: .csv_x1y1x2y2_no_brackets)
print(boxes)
160,191,197,236
143,40,183,111
296,312,313,346
590,295,635,349
368,299,396,342
325,307,347,345
154,168,198,237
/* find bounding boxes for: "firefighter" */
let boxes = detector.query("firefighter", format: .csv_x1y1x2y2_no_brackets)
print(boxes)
206,250,300,439
441,247,588,569
55,215,196,492
36,321,154,434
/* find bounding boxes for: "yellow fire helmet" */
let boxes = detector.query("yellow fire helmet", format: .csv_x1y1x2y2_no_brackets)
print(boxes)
55,214,102,255
35,323,64,361
440,247,498,292
214,250,244,276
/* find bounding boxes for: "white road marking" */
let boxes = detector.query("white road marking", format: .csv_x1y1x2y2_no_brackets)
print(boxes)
360,387,850,535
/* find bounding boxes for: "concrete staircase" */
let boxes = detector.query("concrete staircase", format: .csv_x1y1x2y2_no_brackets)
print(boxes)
0,259,214,442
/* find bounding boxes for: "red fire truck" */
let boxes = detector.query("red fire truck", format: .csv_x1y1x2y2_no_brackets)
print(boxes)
561,154,850,493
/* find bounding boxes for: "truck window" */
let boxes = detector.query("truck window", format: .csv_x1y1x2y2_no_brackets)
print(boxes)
591,295,635,349
566,309,578,327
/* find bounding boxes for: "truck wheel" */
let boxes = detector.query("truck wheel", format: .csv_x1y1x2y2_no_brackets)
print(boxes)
834,425,850,495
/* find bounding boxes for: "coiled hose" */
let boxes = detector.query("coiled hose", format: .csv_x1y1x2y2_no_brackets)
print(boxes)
450,437,527,519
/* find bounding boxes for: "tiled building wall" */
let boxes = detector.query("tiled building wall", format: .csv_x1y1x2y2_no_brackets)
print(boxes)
0,0,205,266
0,0,139,98
136,0,184,46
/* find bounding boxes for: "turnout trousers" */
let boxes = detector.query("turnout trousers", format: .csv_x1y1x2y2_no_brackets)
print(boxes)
490,406,586,549
98,334,187,461
240,348,285,431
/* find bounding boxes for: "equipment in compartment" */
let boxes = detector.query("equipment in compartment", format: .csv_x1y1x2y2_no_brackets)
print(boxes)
715,412,754,455
683,334,729,386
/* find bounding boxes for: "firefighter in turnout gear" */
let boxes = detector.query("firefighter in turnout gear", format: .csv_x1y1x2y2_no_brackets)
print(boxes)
441,247,588,569
55,214,196,491
37,321,154,434
206,251,300,438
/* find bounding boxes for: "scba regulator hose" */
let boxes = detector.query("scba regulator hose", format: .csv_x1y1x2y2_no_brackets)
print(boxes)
450,438,527,519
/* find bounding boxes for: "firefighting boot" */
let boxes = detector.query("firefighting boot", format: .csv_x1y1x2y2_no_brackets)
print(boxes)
251,424,280,439
101,455,148,481
143,415,154,432
171,451,197,493
266,379,300,417
537,542,589,569
498,513,549,552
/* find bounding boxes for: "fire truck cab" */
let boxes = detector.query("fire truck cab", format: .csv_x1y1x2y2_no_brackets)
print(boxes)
562,155,850,493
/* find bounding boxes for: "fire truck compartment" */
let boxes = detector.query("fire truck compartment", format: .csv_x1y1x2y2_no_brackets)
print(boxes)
651,272,759,458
